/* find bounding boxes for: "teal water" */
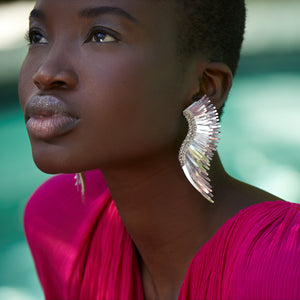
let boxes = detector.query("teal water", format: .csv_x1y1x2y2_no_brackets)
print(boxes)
1,48,300,299
221,72,300,202
0,107,49,300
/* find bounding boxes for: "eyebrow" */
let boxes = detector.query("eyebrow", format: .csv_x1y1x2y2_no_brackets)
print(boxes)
29,9,46,21
79,6,138,24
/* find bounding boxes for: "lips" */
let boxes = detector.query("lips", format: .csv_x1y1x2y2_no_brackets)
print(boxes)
25,95,80,140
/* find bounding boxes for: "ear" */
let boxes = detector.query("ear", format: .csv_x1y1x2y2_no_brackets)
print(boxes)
200,62,233,109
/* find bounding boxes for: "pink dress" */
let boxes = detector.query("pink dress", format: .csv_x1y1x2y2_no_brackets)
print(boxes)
24,170,300,300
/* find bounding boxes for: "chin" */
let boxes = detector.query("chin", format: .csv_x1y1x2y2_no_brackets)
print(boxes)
33,156,71,175
31,143,82,175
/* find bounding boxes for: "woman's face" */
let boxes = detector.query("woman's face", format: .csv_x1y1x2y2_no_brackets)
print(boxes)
19,0,195,173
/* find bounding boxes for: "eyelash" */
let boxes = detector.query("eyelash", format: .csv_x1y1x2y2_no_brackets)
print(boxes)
85,26,120,44
25,28,47,45
25,26,120,45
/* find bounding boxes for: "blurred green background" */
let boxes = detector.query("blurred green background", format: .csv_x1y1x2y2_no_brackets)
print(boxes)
0,1,299,299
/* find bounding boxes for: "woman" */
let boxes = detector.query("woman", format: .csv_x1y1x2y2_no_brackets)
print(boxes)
19,0,300,299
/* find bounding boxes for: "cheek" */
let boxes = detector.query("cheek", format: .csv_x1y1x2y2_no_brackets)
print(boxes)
79,48,183,161
18,54,39,112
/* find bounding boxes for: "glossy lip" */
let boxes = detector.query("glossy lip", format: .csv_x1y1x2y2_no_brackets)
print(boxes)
25,95,80,140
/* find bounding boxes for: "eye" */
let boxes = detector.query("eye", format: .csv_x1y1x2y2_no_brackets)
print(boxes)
86,27,119,44
91,32,115,43
25,29,48,45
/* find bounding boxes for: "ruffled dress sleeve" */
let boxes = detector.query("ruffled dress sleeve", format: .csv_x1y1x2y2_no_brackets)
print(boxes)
179,201,300,300
24,170,143,300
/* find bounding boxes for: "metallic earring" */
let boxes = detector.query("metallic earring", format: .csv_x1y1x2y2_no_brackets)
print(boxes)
178,95,220,203
74,172,86,200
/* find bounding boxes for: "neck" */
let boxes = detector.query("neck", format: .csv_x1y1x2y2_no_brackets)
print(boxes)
100,150,230,299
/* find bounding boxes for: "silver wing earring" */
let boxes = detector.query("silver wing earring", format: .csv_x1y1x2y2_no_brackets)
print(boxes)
178,95,221,203
74,172,86,200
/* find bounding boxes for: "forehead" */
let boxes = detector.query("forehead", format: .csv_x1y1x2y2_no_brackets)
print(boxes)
32,0,175,25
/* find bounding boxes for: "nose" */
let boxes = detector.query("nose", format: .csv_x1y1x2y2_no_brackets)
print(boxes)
32,48,79,91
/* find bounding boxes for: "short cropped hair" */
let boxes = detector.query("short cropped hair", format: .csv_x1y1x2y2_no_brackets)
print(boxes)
175,0,246,76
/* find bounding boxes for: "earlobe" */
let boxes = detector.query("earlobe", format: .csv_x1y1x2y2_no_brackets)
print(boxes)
200,62,233,109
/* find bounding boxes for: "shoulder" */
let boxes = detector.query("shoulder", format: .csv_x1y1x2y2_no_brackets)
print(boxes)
23,171,114,298
24,170,111,243
26,169,108,205
182,201,300,299
228,201,300,299
224,200,300,257
210,200,300,261
235,199,300,223
232,200,300,239
24,169,108,216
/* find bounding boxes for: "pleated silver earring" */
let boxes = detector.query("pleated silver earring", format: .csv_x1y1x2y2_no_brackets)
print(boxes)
74,172,86,200
178,95,220,203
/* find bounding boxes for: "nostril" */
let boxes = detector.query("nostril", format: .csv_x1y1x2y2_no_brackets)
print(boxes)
33,79,43,90
51,80,68,89
32,67,78,90
55,81,66,86
33,75,67,90
32,71,54,89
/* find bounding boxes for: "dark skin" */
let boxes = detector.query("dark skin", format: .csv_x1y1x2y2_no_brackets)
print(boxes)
19,0,281,299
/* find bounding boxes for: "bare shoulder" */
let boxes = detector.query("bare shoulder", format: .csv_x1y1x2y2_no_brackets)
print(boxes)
230,176,284,208
208,175,290,234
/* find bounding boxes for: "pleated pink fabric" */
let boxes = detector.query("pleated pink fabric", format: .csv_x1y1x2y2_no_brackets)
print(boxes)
24,170,300,300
